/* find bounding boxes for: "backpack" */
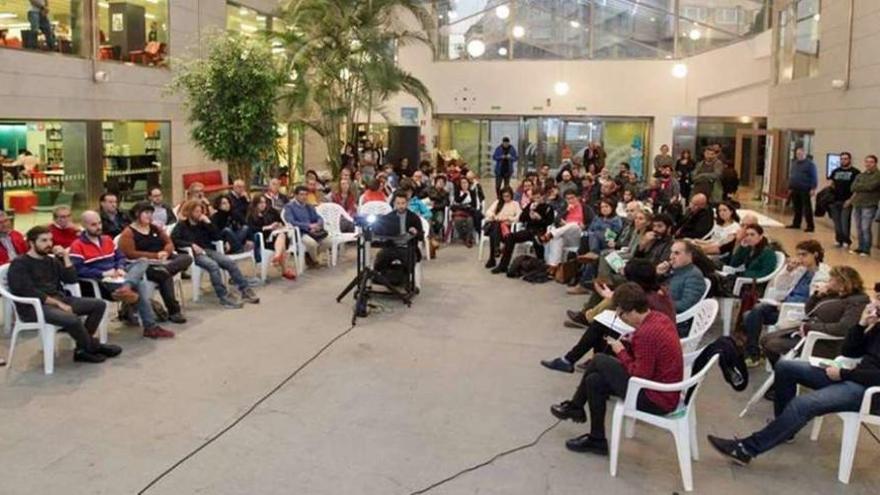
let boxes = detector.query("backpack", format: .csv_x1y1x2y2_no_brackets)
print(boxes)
508,254,550,283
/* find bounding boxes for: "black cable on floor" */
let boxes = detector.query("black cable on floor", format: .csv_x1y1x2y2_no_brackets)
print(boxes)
407,420,562,495
137,324,357,494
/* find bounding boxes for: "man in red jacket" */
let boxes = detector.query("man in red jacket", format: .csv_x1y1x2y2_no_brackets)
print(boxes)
0,210,27,264
550,282,684,456
48,206,81,249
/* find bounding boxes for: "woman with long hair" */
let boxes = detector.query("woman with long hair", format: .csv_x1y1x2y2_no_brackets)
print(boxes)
727,224,777,279
693,200,740,255
451,176,480,247
331,178,357,217
211,195,251,254
676,149,696,201
483,186,522,268
246,195,297,280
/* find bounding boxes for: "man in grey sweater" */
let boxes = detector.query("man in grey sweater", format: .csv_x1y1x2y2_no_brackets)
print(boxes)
846,154,880,256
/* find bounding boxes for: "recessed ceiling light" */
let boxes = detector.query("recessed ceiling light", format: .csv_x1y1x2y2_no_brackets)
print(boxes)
671,63,688,78
467,39,486,58
496,5,510,20
512,25,525,38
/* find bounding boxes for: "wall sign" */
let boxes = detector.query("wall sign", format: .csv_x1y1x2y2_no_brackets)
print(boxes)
400,107,419,126
112,14,124,32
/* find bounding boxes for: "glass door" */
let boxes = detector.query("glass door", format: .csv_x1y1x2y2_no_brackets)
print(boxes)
563,120,603,166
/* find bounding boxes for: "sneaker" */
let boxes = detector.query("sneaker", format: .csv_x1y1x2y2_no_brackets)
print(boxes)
246,277,262,287
484,256,497,269
144,326,175,339
111,285,140,304
707,435,752,465
763,387,776,402
550,400,587,423
860,251,870,257
96,343,122,358
565,433,609,456
566,310,590,327
167,313,187,324
219,296,243,309
241,288,260,304
541,357,574,373
74,349,106,363
567,285,590,295
490,265,507,275
745,355,764,368
804,227,815,233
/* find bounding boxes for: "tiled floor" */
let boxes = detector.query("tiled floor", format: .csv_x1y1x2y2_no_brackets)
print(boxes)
0,195,878,494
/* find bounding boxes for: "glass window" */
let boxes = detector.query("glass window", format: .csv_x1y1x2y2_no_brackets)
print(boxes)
776,0,819,83
0,1,86,56
226,2,270,37
96,0,169,66
102,121,170,206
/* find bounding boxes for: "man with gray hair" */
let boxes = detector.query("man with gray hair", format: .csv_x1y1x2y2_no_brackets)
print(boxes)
69,211,175,339
0,210,27,265
226,179,250,218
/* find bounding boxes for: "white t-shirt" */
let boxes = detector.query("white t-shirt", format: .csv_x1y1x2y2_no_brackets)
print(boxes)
710,221,740,244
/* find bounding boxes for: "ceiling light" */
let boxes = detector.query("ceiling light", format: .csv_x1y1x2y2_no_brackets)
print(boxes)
671,63,688,78
496,5,510,20
688,29,702,40
813,13,821,21
554,81,570,96
650,17,656,22
512,25,525,38
498,47,508,56
570,21,581,28
145,13,156,20
467,39,486,58
448,11,458,20
239,7,250,16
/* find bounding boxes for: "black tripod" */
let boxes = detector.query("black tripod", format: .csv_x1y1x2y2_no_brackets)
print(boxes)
336,229,413,326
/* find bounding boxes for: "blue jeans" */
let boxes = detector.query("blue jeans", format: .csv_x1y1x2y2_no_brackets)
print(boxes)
104,260,157,329
742,360,865,456
221,226,250,254
194,250,249,299
587,231,608,253
828,202,853,246
742,303,779,357
28,10,56,50
854,206,877,254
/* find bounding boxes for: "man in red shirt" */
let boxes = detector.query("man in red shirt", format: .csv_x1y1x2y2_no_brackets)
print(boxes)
48,206,81,249
0,210,27,264
551,282,684,456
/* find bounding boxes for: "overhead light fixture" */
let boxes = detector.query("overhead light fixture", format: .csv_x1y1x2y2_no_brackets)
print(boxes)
239,7,250,16
688,28,702,40
466,39,486,58
570,21,581,28
495,5,510,20
671,63,688,78
813,13,821,21
498,47,508,56
512,25,525,38
448,11,458,20
554,81,570,96
650,17,656,22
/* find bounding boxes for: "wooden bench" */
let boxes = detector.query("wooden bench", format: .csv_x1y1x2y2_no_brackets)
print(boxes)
182,170,231,195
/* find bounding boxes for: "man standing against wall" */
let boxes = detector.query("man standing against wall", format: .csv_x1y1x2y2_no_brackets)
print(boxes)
828,152,859,248
493,137,518,198
786,147,818,233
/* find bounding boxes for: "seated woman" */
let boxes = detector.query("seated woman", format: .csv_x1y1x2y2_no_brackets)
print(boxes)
450,176,480,247
615,189,635,218
427,175,450,238
692,200,741,254
585,199,623,254
331,178,357,218
483,186,522,269
760,266,868,395
211,195,251,254
539,190,585,276
360,179,387,204
724,224,778,282
119,202,192,323
544,258,677,372
739,240,830,367
246,195,297,280
514,178,534,208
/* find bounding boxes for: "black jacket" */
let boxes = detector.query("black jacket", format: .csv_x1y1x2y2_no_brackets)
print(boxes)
691,336,748,398
675,207,713,240
171,219,222,251
226,191,251,219
518,203,554,234
374,209,424,262
101,210,131,239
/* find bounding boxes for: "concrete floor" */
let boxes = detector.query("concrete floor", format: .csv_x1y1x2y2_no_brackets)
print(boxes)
2,215,880,494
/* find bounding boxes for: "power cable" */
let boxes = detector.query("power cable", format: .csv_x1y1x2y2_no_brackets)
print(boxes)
137,324,357,494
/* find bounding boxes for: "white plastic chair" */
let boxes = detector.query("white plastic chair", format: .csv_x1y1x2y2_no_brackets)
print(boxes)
765,302,806,333
358,200,392,217
112,233,185,310
477,218,490,261
0,264,107,374
679,299,719,353
610,355,720,492
420,216,433,261
316,203,358,266
738,330,843,417
719,251,786,336
810,381,880,483
254,231,292,283
278,217,307,274
675,278,713,329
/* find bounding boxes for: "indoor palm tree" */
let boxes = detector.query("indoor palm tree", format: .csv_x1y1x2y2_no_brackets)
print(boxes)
274,0,435,177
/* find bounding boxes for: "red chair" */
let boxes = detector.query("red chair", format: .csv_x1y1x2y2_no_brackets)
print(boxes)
182,170,231,195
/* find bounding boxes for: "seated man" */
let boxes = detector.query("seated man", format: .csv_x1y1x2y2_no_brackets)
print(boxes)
264,178,290,212
283,185,332,268
632,213,675,266
99,192,131,239
69,211,174,339
172,200,260,309
372,191,424,285
0,210,27,264
226,179,250,219
148,187,178,229
656,240,709,337
550,283,684,455
490,187,555,274
8,226,121,364
674,193,713,240
739,240,829,367
48,206,81,249
709,300,880,466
